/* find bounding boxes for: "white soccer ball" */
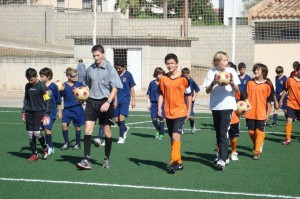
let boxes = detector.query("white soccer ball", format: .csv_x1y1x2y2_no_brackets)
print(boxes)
216,71,231,86
73,86,90,101
94,138,101,146
54,80,65,91
236,100,250,115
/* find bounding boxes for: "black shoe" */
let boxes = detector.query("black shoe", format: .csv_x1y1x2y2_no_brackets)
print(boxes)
168,162,184,174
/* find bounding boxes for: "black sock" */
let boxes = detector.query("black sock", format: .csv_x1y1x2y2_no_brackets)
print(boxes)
29,138,37,154
75,131,81,146
62,130,69,143
105,137,112,158
152,118,160,131
38,135,47,150
84,135,92,160
190,119,195,128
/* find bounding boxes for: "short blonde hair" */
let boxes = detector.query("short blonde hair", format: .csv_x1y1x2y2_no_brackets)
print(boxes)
65,67,78,76
212,51,228,67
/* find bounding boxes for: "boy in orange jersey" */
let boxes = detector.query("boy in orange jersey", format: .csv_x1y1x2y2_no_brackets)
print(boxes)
279,64,300,145
243,63,273,160
158,53,192,174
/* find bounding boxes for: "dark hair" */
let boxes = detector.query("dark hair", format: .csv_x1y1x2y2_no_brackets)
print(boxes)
153,67,165,78
25,68,37,79
275,66,284,74
165,53,178,64
39,67,53,80
293,61,299,69
181,67,190,74
296,63,300,72
238,62,246,70
79,59,83,63
91,45,105,53
252,63,268,79
114,58,127,68
230,64,237,71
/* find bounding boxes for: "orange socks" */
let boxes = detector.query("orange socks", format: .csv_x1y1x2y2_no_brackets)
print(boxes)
230,137,237,153
171,141,182,164
248,130,256,145
254,129,265,155
285,123,292,141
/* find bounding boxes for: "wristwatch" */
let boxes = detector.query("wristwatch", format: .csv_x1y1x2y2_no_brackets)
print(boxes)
107,99,112,104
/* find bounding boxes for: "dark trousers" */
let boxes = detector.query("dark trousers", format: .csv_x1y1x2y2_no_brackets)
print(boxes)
212,109,232,161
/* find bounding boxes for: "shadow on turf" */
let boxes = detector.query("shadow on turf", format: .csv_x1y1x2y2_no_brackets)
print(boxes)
128,158,167,171
56,155,102,167
182,152,216,170
8,147,46,160
131,133,156,139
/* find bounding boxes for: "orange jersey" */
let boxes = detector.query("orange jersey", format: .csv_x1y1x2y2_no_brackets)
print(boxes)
159,74,190,119
286,77,300,110
231,91,241,124
245,79,272,121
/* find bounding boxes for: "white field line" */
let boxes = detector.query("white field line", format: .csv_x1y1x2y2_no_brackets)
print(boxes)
0,121,287,135
0,111,212,119
0,178,298,199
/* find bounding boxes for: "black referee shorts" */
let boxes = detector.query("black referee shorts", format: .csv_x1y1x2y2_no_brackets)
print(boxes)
85,98,114,126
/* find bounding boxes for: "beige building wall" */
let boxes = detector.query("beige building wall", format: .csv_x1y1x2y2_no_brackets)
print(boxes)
254,43,300,84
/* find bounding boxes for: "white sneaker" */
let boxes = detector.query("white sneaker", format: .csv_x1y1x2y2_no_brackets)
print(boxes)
191,126,196,134
48,147,55,155
225,158,230,165
124,126,129,140
231,152,238,161
117,137,125,144
94,138,101,147
216,159,226,171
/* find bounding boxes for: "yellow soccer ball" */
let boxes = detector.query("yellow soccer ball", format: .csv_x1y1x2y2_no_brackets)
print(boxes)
54,80,65,91
216,71,231,86
236,100,250,115
73,86,90,101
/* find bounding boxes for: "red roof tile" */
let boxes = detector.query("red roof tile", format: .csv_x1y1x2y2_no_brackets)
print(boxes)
250,0,300,20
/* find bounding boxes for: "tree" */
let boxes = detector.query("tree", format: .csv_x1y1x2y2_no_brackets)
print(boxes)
242,0,262,15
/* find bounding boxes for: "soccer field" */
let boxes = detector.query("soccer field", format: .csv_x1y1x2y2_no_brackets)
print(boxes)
0,108,299,199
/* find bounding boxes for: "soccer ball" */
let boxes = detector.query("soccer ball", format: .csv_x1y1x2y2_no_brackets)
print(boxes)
94,138,101,147
216,71,231,86
54,80,65,91
73,86,90,101
236,100,250,115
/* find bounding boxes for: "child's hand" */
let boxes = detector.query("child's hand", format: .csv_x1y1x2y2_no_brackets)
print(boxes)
41,116,50,126
22,113,26,122
230,73,234,85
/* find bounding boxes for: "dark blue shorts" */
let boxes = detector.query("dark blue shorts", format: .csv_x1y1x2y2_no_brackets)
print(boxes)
150,102,165,119
276,95,287,110
114,103,129,117
62,105,85,127
43,117,56,130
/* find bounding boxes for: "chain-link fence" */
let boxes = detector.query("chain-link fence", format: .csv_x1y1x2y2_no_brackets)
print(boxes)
0,0,299,105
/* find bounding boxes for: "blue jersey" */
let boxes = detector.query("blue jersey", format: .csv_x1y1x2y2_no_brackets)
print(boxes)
117,70,136,104
48,82,62,119
61,81,84,108
238,74,251,92
146,80,159,103
275,75,287,98
189,78,200,97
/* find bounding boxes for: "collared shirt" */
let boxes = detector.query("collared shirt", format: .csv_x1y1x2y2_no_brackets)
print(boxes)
77,63,86,85
86,60,123,99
